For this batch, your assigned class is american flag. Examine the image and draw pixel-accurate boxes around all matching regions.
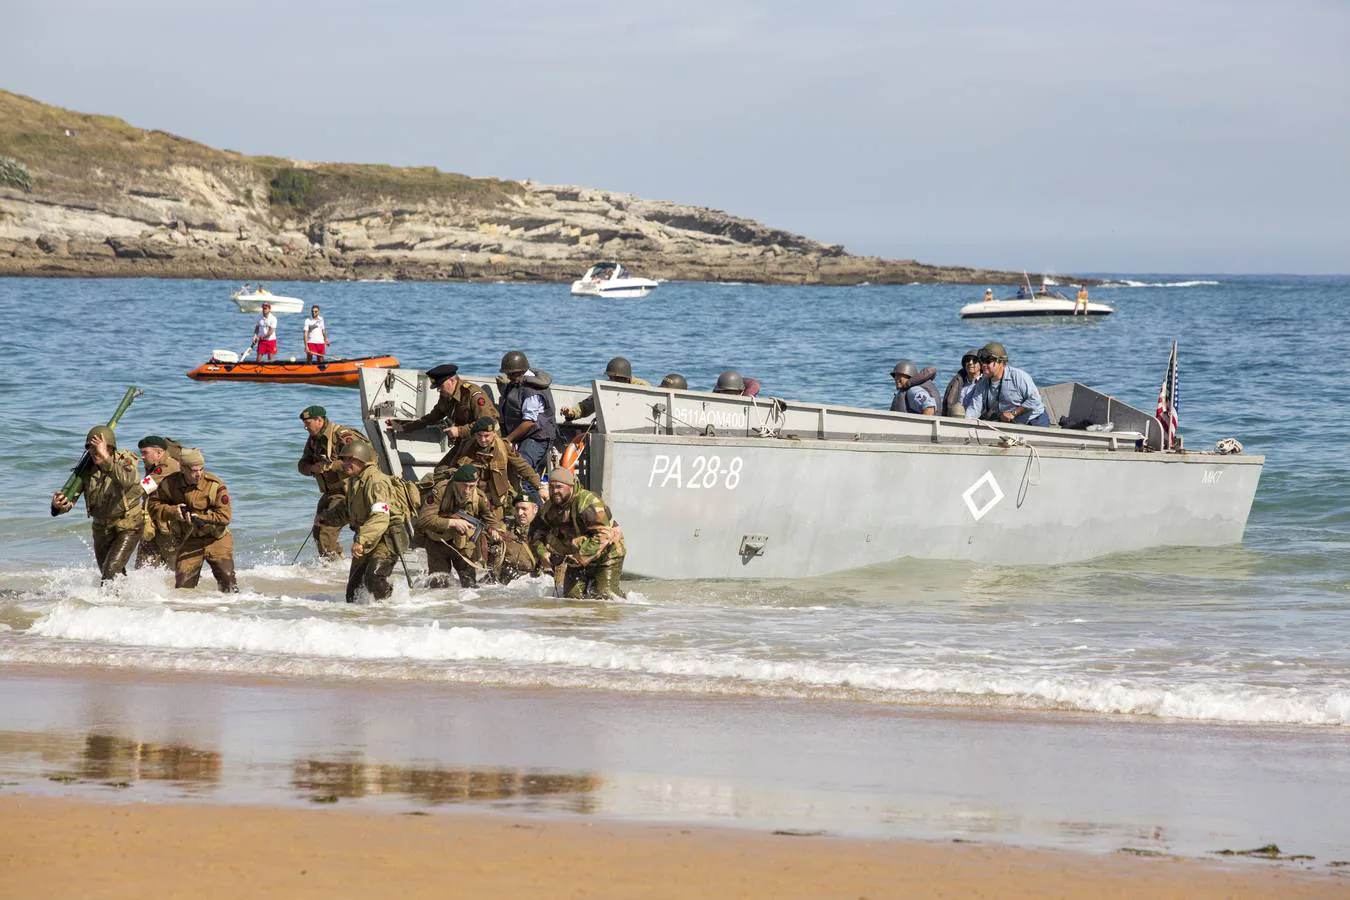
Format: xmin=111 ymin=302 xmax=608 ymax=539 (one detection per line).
xmin=1155 ymin=340 xmax=1180 ymax=450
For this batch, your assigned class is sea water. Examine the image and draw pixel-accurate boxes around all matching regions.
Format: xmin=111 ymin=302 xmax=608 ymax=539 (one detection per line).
xmin=0 ymin=275 xmax=1348 ymax=728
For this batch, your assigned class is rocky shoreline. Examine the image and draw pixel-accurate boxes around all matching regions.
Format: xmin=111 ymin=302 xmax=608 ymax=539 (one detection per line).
xmin=0 ymin=91 xmax=1073 ymax=286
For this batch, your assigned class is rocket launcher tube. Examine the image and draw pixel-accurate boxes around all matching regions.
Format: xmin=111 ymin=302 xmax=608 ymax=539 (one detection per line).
xmin=58 ymin=386 xmax=143 ymax=505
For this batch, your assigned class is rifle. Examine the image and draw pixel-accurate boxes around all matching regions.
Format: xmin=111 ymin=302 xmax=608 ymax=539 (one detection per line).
xmin=58 ymin=387 xmax=143 ymax=504
xmin=452 ymin=511 xmax=492 ymax=563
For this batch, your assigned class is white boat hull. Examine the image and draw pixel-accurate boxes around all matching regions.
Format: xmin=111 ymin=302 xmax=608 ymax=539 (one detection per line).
xmin=570 ymin=278 xmax=659 ymax=299
xmin=960 ymin=297 xmax=1113 ymax=319
xmin=232 ymin=294 xmax=305 ymax=314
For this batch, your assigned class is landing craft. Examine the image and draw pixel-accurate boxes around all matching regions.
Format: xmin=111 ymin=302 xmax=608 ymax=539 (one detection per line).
xmin=359 ymin=370 xmax=1261 ymax=579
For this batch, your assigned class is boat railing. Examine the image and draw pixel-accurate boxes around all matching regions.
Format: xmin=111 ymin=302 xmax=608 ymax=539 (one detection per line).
xmin=593 ymin=382 xmax=1147 ymax=453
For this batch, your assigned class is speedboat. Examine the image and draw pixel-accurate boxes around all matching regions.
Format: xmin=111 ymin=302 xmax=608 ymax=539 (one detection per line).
xmin=960 ymin=276 xmax=1113 ymax=319
xmin=570 ymin=262 xmax=659 ymax=299
xmin=187 ymin=350 xmax=399 ymax=388
xmin=231 ymin=285 xmax=305 ymax=314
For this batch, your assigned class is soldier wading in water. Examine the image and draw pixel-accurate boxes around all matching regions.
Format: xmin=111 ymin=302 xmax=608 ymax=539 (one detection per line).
xmin=147 ymin=447 xmax=238 ymax=592
xmin=49 ymin=425 xmax=144 ymax=583
xmin=538 ymin=467 xmax=625 ymax=599
xmin=296 ymin=404 xmax=369 ymax=559
xmin=330 ymin=441 xmax=411 ymax=603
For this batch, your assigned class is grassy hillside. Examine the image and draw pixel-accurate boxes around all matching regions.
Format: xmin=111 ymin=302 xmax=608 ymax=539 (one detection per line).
xmin=0 ymin=90 xmax=523 ymax=211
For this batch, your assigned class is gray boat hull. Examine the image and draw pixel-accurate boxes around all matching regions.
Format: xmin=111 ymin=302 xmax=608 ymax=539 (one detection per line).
xmin=595 ymin=432 xmax=1261 ymax=578
xmin=358 ymin=369 xmax=1263 ymax=580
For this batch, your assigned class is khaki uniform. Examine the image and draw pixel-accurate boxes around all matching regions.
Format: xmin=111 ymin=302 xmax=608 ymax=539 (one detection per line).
xmin=416 ymin=479 xmax=503 ymax=588
xmin=135 ymin=454 xmax=181 ymax=570
xmin=298 ymin=421 xmax=369 ymax=559
xmin=51 ymin=448 xmax=145 ymax=583
xmin=343 ymin=465 xmax=409 ymax=602
xmin=573 ymin=376 xmax=650 ymax=420
xmin=397 ymin=381 xmax=498 ymax=435
xmin=148 ymin=470 xmax=237 ymax=592
xmin=495 ymin=515 xmax=552 ymax=586
xmin=453 ymin=434 xmax=542 ymax=513
xmin=539 ymin=487 xmax=625 ymax=599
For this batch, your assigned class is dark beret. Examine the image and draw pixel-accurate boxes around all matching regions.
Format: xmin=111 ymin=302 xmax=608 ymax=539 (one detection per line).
xmin=426 ymin=364 xmax=459 ymax=384
xmin=137 ymin=435 xmax=168 ymax=449
xmin=299 ymin=405 xmax=327 ymax=420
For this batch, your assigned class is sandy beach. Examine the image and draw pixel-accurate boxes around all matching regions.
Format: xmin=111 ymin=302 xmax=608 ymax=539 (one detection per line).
xmin=2 ymin=794 xmax=1344 ymax=900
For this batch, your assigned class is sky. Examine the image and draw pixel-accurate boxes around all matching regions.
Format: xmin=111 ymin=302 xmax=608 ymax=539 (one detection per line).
xmin=6 ymin=0 xmax=1349 ymax=273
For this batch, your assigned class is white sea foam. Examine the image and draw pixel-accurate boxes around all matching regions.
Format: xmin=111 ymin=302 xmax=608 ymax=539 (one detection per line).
xmin=21 ymin=602 xmax=1350 ymax=727
xmin=1098 ymin=279 xmax=1220 ymax=288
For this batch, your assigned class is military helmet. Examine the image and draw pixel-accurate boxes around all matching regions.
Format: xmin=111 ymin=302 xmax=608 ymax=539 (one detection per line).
xmin=713 ymin=370 xmax=745 ymax=394
xmin=890 ymin=360 xmax=919 ymax=380
xmin=338 ymin=441 xmax=376 ymax=464
xmin=500 ymin=350 xmax=529 ymax=374
xmin=659 ymin=373 xmax=688 ymax=390
xmin=979 ymin=341 xmax=1009 ymax=362
xmin=86 ymin=425 xmax=116 ymax=449
xmin=605 ymin=357 xmax=633 ymax=380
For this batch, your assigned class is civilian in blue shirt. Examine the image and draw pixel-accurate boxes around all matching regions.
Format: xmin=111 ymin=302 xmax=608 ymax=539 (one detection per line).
xmin=964 ymin=342 xmax=1050 ymax=426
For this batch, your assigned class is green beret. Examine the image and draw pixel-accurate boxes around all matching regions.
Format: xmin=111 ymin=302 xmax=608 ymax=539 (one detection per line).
xmin=138 ymin=435 xmax=168 ymax=450
xmin=299 ymin=405 xmax=327 ymax=421
xmin=471 ymin=416 xmax=496 ymax=433
xmin=450 ymin=464 xmax=479 ymax=483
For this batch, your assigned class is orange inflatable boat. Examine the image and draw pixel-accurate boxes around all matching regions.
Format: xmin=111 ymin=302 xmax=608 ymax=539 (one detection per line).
xmin=186 ymin=354 xmax=400 ymax=388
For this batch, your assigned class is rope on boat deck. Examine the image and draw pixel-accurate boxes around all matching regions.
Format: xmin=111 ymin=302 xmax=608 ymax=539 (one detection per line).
xmin=975 ymin=420 xmax=1043 ymax=508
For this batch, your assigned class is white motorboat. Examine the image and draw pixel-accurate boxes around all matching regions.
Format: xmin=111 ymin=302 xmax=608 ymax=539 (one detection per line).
xmin=570 ymin=262 xmax=660 ymax=299
xmin=960 ymin=276 xmax=1113 ymax=319
xmin=231 ymin=285 xmax=305 ymax=314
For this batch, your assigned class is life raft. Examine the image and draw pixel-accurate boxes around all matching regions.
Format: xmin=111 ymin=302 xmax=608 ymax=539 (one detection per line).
xmin=186 ymin=354 xmax=400 ymax=388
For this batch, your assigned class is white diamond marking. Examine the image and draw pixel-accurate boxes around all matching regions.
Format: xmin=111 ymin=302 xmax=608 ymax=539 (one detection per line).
xmin=962 ymin=471 xmax=1005 ymax=521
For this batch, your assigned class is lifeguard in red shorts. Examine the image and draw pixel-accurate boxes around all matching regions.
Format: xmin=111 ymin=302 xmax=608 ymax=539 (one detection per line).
xmin=251 ymin=301 xmax=278 ymax=361
xmin=303 ymin=304 xmax=328 ymax=362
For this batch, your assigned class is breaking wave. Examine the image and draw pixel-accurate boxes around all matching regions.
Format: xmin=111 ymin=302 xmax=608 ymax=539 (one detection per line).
xmin=17 ymin=602 xmax=1350 ymax=728
xmin=1098 ymin=279 xmax=1220 ymax=288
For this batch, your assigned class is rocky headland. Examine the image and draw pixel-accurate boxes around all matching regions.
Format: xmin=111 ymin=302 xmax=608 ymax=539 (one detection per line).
xmin=0 ymin=91 xmax=1058 ymax=285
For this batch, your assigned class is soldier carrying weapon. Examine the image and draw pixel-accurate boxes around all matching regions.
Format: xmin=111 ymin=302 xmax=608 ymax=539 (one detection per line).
xmin=49 ymin=387 xmax=144 ymax=583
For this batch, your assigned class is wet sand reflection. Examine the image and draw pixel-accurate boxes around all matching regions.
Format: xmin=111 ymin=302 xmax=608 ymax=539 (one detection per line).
xmin=0 ymin=730 xmax=222 ymax=791
xmin=291 ymin=756 xmax=601 ymax=812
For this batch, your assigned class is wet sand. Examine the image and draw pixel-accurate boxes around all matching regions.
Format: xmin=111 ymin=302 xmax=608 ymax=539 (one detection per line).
xmin=1 ymin=664 xmax=1348 ymax=885
xmin=3 ymin=795 xmax=1344 ymax=900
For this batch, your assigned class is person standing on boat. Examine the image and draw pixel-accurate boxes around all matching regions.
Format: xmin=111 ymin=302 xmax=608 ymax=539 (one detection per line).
xmin=984 ymin=287 xmax=994 ymax=303
xmin=303 ymin=305 xmax=328 ymax=362
xmin=134 ymin=435 xmax=181 ymax=570
xmin=251 ymin=301 xmax=278 ymax=362
xmin=147 ymin=448 xmax=237 ymax=592
xmin=942 ymin=349 xmax=982 ymax=417
xmin=889 ymin=361 xmax=938 ymax=415
xmin=386 ymin=364 xmax=499 ymax=455
xmin=561 ymin=357 xmax=649 ymax=421
xmin=964 ymin=342 xmax=1050 ymax=427
xmin=297 ymin=405 xmax=369 ymax=560
xmin=499 ymin=351 xmax=559 ymax=484
xmin=49 ymin=426 xmax=144 ymax=583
